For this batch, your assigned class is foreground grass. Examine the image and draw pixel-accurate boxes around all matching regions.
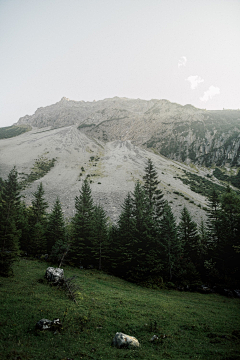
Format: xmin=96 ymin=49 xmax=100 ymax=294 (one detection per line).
xmin=0 ymin=260 xmax=240 ymax=360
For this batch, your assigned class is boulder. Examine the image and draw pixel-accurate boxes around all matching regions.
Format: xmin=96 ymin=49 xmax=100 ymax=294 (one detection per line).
xmin=36 ymin=318 xmax=62 ymax=331
xmin=150 ymin=335 xmax=159 ymax=342
xmin=112 ymin=332 xmax=140 ymax=348
xmin=36 ymin=318 xmax=52 ymax=330
xmin=45 ymin=267 xmax=64 ymax=284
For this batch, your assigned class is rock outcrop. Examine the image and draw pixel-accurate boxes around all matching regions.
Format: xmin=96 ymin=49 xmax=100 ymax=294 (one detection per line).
xmin=112 ymin=332 xmax=140 ymax=348
xmin=45 ymin=267 xmax=64 ymax=284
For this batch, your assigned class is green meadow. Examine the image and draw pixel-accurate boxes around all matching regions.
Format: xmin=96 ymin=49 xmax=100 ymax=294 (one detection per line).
xmin=0 ymin=259 xmax=239 ymax=360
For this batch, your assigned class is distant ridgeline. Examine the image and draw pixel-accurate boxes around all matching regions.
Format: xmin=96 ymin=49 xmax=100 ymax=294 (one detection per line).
xmin=13 ymin=97 xmax=240 ymax=168
xmin=0 ymin=125 xmax=31 ymax=139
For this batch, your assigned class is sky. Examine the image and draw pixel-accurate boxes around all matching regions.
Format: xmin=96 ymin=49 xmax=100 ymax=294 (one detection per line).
xmin=0 ymin=0 xmax=240 ymax=127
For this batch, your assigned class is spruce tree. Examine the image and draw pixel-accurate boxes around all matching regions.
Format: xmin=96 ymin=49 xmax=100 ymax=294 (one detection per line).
xmin=0 ymin=167 xmax=21 ymax=276
xmin=207 ymin=189 xmax=221 ymax=246
xmin=143 ymin=158 xmax=165 ymax=219
xmin=113 ymin=193 xmax=135 ymax=277
xmin=178 ymin=206 xmax=201 ymax=284
xmin=128 ymin=181 xmax=158 ymax=281
xmin=46 ymin=197 xmax=66 ymax=255
xmin=91 ymin=204 xmax=109 ymax=270
xmin=159 ymin=202 xmax=179 ymax=281
xmin=215 ymin=187 xmax=240 ymax=284
xmin=70 ymin=178 xmax=94 ymax=267
xmin=18 ymin=202 xmax=31 ymax=254
xmin=29 ymin=182 xmax=48 ymax=255
xmin=178 ymin=206 xmax=199 ymax=261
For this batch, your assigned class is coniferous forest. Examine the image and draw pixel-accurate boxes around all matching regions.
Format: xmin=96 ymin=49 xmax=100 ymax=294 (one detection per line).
xmin=1 ymin=160 xmax=240 ymax=291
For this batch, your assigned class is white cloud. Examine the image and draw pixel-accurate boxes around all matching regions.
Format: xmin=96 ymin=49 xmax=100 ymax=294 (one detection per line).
xmin=186 ymin=75 xmax=204 ymax=89
xmin=178 ymin=56 xmax=187 ymax=67
xmin=200 ymin=86 xmax=220 ymax=102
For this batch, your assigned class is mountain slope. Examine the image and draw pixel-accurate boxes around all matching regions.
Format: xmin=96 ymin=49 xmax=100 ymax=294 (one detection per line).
xmin=16 ymin=97 xmax=240 ymax=167
xmin=0 ymin=124 xmax=212 ymax=222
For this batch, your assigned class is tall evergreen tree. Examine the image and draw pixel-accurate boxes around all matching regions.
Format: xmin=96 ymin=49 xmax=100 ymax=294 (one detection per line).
xmin=215 ymin=187 xmax=240 ymax=284
xmin=207 ymin=189 xmax=221 ymax=246
xmin=128 ymin=181 xmax=159 ymax=281
xmin=0 ymin=167 xmax=21 ymax=276
xmin=178 ymin=206 xmax=201 ymax=284
xmin=70 ymin=178 xmax=94 ymax=267
xmin=29 ymin=182 xmax=48 ymax=255
xmin=159 ymin=202 xmax=179 ymax=281
xmin=18 ymin=202 xmax=31 ymax=254
xmin=178 ymin=206 xmax=199 ymax=261
xmin=108 ymin=193 xmax=135 ymax=277
xmin=91 ymin=204 xmax=109 ymax=270
xmin=46 ymin=197 xmax=66 ymax=255
xmin=143 ymin=158 xmax=165 ymax=219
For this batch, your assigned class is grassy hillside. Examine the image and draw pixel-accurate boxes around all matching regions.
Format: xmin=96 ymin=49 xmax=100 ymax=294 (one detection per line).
xmin=0 ymin=259 xmax=240 ymax=360
xmin=0 ymin=125 xmax=31 ymax=139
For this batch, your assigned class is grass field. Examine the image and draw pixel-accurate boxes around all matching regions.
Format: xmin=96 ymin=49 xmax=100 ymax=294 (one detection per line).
xmin=0 ymin=259 xmax=240 ymax=360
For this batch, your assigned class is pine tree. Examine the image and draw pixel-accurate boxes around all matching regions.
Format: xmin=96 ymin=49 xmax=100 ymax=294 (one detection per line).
xmin=29 ymin=182 xmax=48 ymax=255
xmin=31 ymin=182 xmax=48 ymax=224
xmin=207 ymin=189 xmax=221 ymax=246
xmin=113 ymin=193 xmax=135 ymax=277
xmin=0 ymin=167 xmax=21 ymax=276
xmin=18 ymin=202 xmax=31 ymax=254
xmin=91 ymin=204 xmax=109 ymax=270
xmin=178 ymin=206 xmax=199 ymax=261
xmin=177 ymin=206 xmax=201 ymax=284
xmin=70 ymin=178 xmax=94 ymax=267
xmin=143 ymin=158 xmax=165 ymax=219
xmin=215 ymin=187 xmax=240 ymax=284
xmin=128 ymin=181 xmax=158 ymax=281
xmin=159 ymin=202 xmax=179 ymax=281
xmin=46 ymin=197 xmax=66 ymax=255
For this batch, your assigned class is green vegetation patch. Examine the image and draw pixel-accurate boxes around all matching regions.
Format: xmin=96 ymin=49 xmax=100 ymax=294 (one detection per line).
xmin=78 ymin=123 xmax=96 ymax=129
xmin=213 ymin=168 xmax=240 ymax=189
xmin=20 ymin=156 xmax=56 ymax=188
xmin=0 ymin=125 xmax=31 ymax=139
xmin=0 ymin=259 xmax=240 ymax=360
xmin=177 ymin=171 xmax=228 ymax=197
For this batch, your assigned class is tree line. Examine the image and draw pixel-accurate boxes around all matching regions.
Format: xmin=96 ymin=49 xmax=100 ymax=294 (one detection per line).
xmin=1 ymin=160 xmax=240 ymax=289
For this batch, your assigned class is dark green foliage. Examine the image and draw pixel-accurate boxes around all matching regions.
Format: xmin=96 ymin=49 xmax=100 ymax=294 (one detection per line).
xmin=18 ymin=202 xmax=32 ymax=253
xmin=213 ymin=167 xmax=240 ymax=190
xmin=179 ymin=170 xmax=228 ymax=197
xmin=46 ymin=198 xmax=67 ymax=260
xmin=111 ymin=193 xmax=135 ymax=277
xmin=91 ymin=204 xmax=109 ymax=270
xmin=178 ymin=206 xmax=199 ymax=260
xmin=70 ymin=178 xmax=94 ymax=267
xmin=143 ymin=158 xmax=165 ymax=218
xmin=159 ymin=203 xmax=180 ymax=281
xmin=206 ymin=187 xmax=240 ymax=286
xmin=0 ymin=124 xmax=31 ymax=139
xmin=178 ymin=206 xmax=201 ymax=284
xmin=0 ymin=167 xmax=21 ymax=276
xmin=28 ymin=183 xmax=48 ymax=255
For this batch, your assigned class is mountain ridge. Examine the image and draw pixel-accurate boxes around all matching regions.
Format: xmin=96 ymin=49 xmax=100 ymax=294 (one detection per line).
xmin=16 ymin=97 xmax=240 ymax=167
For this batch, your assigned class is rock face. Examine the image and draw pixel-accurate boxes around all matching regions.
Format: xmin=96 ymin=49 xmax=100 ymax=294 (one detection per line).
xmin=45 ymin=267 xmax=64 ymax=284
xmin=112 ymin=332 xmax=140 ymax=348
xmin=16 ymin=97 xmax=240 ymax=167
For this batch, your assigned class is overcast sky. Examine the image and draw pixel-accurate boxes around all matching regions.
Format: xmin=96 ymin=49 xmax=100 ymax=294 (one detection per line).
xmin=1 ymin=0 xmax=240 ymax=127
